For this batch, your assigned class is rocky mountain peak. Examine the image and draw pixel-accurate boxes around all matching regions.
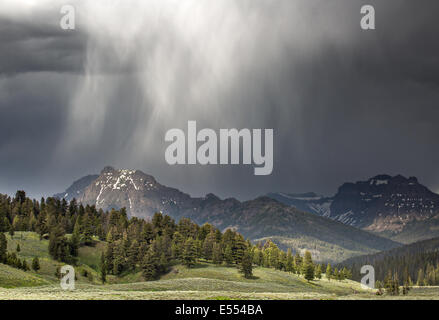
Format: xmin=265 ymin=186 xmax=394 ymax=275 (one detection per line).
xmin=268 ymin=174 xmax=439 ymax=242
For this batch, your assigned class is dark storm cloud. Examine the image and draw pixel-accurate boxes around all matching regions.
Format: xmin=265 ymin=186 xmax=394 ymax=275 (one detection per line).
xmin=0 ymin=0 xmax=439 ymax=200
xmin=0 ymin=6 xmax=86 ymax=75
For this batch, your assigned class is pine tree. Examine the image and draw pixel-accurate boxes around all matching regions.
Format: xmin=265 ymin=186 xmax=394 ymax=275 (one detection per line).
xmin=268 ymin=245 xmax=279 ymax=269
xmin=286 ymin=248 xmax=294 ymax=272
xmin=127 ymin=240 xmax=139 ymax=270
xmin=105 ymin=242 xmax=114 ymax=274
xmin=417 ymin=268 xmax=425 ymax=286
xmin=182 ymin=238 xmax=197 ymax=268
xmin=239 ymin=250 xmax=253 ymax=279
xmin=9 ymin=225 xmax=14 ymax=238
xmin=202 ymin=231 xmax=216 ymax=261
xmin=22 ymin=260 xmax=29 ymax=271
xmin=233 ymin=234 xmax=246 ymax=265
xmin=142 ymin=247 xmax=157 ymax=280
xmin=70 ymin=222 xmax=81 ymax=256
xmin=16 ymin=243 xmax=21 ymax=252
xmin=0 ymin=233 xmax=7 ymax=263
xmin=294 ymin=252 xmax=302 ymax=274
xmin=384 ymin=271 xmax=395 ymax=295
xmin=212 ymin=242 xmax=223 ymax=265
xmin=332 ymin=268 xmax=340 ymax=280
xmin=315 ymin=264 xmax=322 ymax=279
xmin=224 ymin=245 xmax=234 ymax=265
xmin=82 ymin=213 xmax=94 ymax=245
xmin=302 ymin=250 xmax=315 ymax=282
xmin=159 ymin=253 xmax=168 ymax=273
xmin=100 ymin=252 xmax=107 ymax=284
xmin=393 ymin=272 xmax=400 ymax=295
xmin=326 ymin=264 xmax=332 ymax=281
xmin=171 ymin=231 xmax=184 ymax=260
xmin=375 ymin=280 xmax=384 ymax=295
xmin=113 ymin=240 xmax=127 ymax=275
xmin=55 ymin=266 xmax=61 ymax=279
xmin=31 ymin=257 xmax=40 ymax=272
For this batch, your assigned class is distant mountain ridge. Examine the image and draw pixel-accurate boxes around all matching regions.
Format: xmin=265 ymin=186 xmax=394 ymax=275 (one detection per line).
xmin=268 ymin=174 xmax=439 ymax=243
xmin=53 ymin=174 xmax=99 ymax=202
xmin=54 ymin=166 xmax=399 ymax=262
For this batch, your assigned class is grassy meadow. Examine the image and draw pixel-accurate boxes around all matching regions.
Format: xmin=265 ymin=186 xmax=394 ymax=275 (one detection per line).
xmin=1 ymin=232 xmax=438 ymax=300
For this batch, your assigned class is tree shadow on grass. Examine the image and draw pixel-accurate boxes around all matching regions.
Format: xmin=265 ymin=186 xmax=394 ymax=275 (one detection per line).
xmin=245 ymin=275 xmax=260 ymax=280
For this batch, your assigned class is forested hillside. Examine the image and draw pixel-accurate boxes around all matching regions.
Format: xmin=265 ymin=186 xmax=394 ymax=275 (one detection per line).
xmin=340 ymin=237 xmax=439 ymax=287
xmin=0 ymin=191 xmax=345 ymax=283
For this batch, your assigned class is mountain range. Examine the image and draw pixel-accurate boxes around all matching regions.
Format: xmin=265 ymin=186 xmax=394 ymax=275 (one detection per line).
xmin=54 ymin=166 xmax=399 ymax=263
xmin=268 ymin=174 xmax=439 ymax=243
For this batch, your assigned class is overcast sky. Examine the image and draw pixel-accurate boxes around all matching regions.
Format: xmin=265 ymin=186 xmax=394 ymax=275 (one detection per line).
xmin=1 ymin=0 xmax=439 ymax=200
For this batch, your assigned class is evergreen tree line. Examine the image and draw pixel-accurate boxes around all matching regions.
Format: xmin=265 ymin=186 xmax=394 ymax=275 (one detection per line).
xmin=375 ymin=270 xmax=412 ymax=296
xmin=340 ymin=236 xmax=439 ymax=287
xmin=0 ymin=191 xmax=354 ymax=283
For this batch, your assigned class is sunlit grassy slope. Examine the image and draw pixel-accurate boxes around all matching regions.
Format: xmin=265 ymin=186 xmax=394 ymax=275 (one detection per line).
xmin=0 ymin=232 xmax=438 ymax=300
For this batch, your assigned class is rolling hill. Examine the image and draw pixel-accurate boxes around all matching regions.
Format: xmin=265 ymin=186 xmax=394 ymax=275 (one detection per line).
xmin=2 ymin=232 xmax=439 ymax=300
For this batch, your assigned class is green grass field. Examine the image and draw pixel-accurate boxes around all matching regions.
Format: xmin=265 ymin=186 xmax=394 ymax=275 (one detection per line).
xmin=1 ymin=232 xmax=439 ymax=300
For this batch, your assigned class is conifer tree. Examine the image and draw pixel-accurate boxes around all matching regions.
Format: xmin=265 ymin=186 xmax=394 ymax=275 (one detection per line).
xmin=9 ymin=225 xmax=14 ymax=238
xmin=224 ymin=245 xmax=234 ymax=265
xmin=16 ymin=243 xmax=20 ymax=252
xmin=113 ymin=241 xmax=127 ymax=275
xmin=233 ymin=234 xmax=247 ymax=265
xmin=182 ymin=238 xmax=197 ymax=268
xmin=417 ymin=268 xmax=424 ymax=286
xmin=252 ymin=248 xmax=262 ymax=266
xmin=142 ymin=247 xmax=157 ymax=281
xmin=159 ymin=253 xmax=168 ymax=273
xmin=212 ymin=242 xmax=223 ymax=265
xmin=31 ymin=257 xmax=40 ymax=272
xmin=375 ymin=280 xmax=384 ymax=295
xmin=326 ymin=263 xmax=332 ymax=281
xmin=384 ymin=271 xmax=396 ymax=294
xmin=127 ymin=240 xmax=139 ymax=270
xmin=22 ymin=259 xmax=29 ymax=271
xmin=302 ymin=250 xmax=315 ymax=282
xmin=171 ymin=231 xmax=184 ymax=260
xmin=104 ymin=242 xmax=115 ymax=274
xmin=286 ymin=248 xmax=294 ymax=272
xmin=100 ymin=252 xmax=107 ymax=284
xmin=278 ymin=251 xmax=287 ymax=270
xmin=202 ymin=231 xmax=216 ymax=261
xmin=315 ymin=264 xmax=322 ymax=279
xmin=0 ymin=233 xmax=7 ymax=263
xmin=268 ymin=244 xmax=279 ymax=269
xmin=82 ymin=213 xmax=94 ymax=245
xmin=239 ymin=249 xmax=253 ymax=279
xmin=294 ymin=252 xmax=302 ymax=274
xmin=335 ymin=269 xmax=341 ymax=280
xmin=70 ymin=222 xmax=81 ymax=256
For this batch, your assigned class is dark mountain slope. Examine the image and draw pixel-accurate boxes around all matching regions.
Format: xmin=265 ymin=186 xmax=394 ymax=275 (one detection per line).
xmin=340 ymin=236 xmax=439 ymax=285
